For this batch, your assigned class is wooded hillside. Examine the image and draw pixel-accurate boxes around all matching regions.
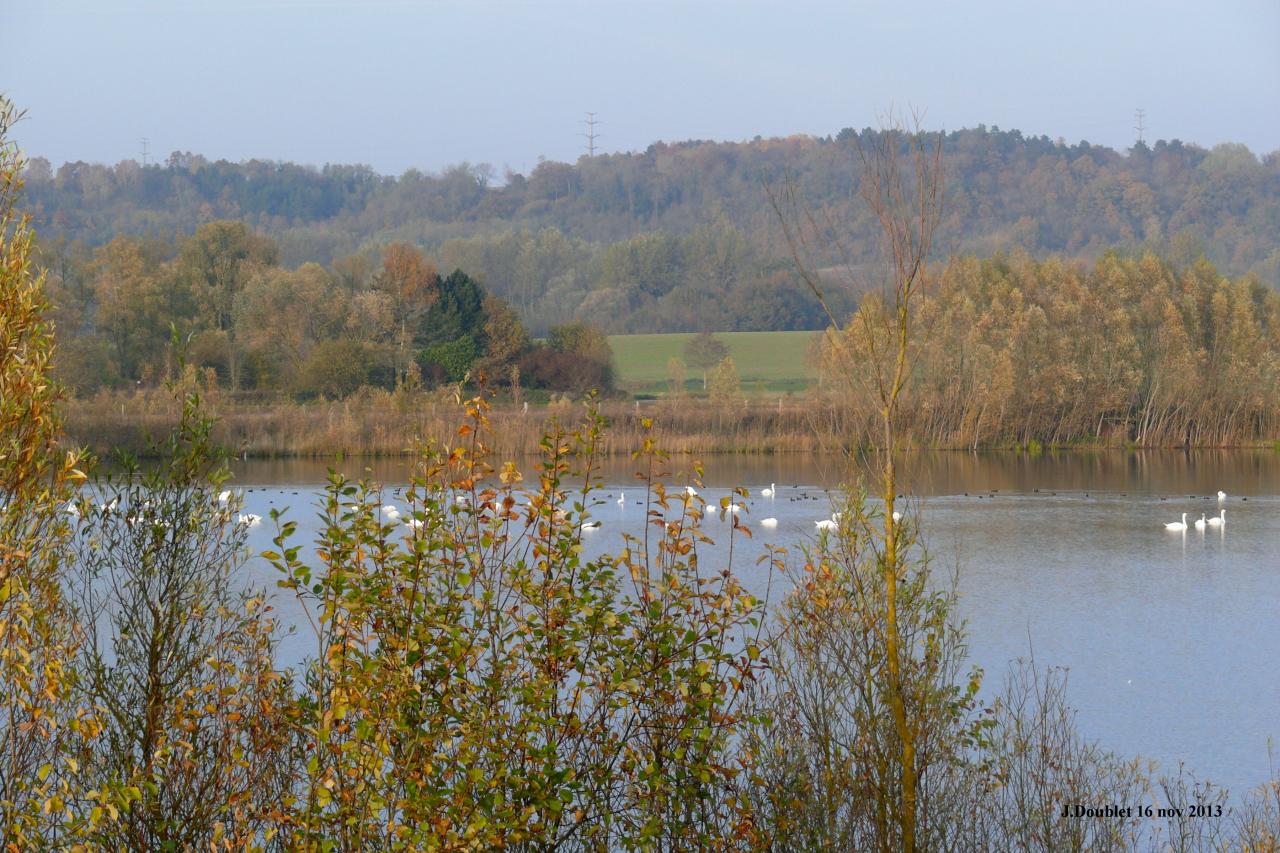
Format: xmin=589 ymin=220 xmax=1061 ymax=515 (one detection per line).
xmin=24 ymin=127 xmax=1280 ymax=335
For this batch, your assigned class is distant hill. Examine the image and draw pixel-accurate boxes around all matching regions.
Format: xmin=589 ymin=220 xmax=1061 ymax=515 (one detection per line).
xmin=22 ymin=127 xmax=1280 ymax=334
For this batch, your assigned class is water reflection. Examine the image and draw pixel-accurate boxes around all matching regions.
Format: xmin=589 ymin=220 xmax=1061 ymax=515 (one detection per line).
xmin=227 ymin=448 xmax=1280 ymax=499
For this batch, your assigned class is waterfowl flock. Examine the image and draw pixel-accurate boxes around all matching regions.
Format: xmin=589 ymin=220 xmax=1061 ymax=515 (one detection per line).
xmin=217 ymin=481 xmax=1243 ymax=544
xmin=1166 ymin=491 xmax=1228 ymax=533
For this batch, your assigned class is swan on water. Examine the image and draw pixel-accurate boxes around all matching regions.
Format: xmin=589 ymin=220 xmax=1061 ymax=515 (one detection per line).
xmin=1194 ymin=514 xmax=1207 ymax=531
xmin=583 ymin=520 xmax=601 ymax=531
xmin=685 ymin=486 xmax=698 ymax=497
xmin=1207 ymin=509 xmax=1225 ymax=527
xmin=760 ymin=517 xmax=778 ymax=528
xmin=218 ymin=490 xmax=232 ymax=504
xmin=1218 ymin=490 xmax=1227 ymax=501
xmin=815 ymin=518 xmax=838 ymax=531
xmin=617 ymin=492 xmax=625 ymax=506
xmin=761 ymin=483 xmax=775 ymax=498
xmin=892 ymin=510 xmax=902 ymax=522
xmin=1164 ymin=513 xmax=1187 ymax=531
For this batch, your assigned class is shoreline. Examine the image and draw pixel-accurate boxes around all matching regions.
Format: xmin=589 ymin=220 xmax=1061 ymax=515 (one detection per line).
xmin=64 ymin=392 xmax=1280 ymax=459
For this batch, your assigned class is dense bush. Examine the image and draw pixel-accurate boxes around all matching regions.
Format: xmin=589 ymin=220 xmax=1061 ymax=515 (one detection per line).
xmin=519 ymin=346 xmax=612 ymax=394
xmin=417 ymin=334 xmax=479 ymax=383
xmin=297 ymin=338 xmax=377 ymax=397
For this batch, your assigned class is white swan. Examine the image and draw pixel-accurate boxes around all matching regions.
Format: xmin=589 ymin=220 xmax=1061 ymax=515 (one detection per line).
xmin=583 ymin=520 xmax=601 ymax=531
xmin=1207 ymin=509 xmax=1225 ymax=528
xmin=815 ymin=518 xmax=838 ymax=531
xmin=1194 ymin=513 xmax=1207 ymax=531
xmin=726 ymin=502 xmax=742 ymax=514
xmin=404 ymin=517 xmax=424 ymax=530
xmin=1218 ymin=490 xmax=1227 ymax=501
xmin=1164 ymin=513 xmax=1187 ymax=531
xmin=238 ymin=513 xmax=262 ymax=528
xmin=761 ymin=483 xmax=775 ymax=498
xmin=892 ymin=510 xmax=902 ymax=522
xmin=382 ymin=504 xmax=401 ymax=520
xmin=218 ymin=489 xmax=232 ymax=504
xmin=760 ymin=517 xmax=778 ymax=528
xmin=617 ymin=492 xmax=625 ymax=506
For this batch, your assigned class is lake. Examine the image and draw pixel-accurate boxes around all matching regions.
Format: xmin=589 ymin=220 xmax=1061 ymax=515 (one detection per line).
xmin=226 ymin=449 xmax=1280 ymax=800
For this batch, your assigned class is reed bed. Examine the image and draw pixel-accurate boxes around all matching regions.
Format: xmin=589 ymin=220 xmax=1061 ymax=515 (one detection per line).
xmin=63 ymin=388 xmax=826 ymax=458
xmin=65 ymin=385 xmax=1280 ymax=459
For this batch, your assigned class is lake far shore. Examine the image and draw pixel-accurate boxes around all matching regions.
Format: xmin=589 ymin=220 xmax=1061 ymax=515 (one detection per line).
xmin=64 ymin=389 xmax=1280 ymax=459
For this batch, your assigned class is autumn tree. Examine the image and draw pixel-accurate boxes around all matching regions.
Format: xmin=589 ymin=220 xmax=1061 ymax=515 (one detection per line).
xmin=477 ymin=293 xmax=527 ymax=379
xmin=707 ymin=356 xmax=741 ymax=404
xmin=683 ymin=331 xmax=729 ymax=390
xmin=372 ymin=242 xmax=437 ymax=378
xmin=236 ymin=262 xmax=347 ymax=391
xmin=665 ymin=356 xmax=686 ymax=397
xmin=0 ymin=94 xmax=93 ymax=847
xmin=177 ymin=221 xmax=277 ymax=392
xmin=85 ymin=237 xmax=175 ymax=383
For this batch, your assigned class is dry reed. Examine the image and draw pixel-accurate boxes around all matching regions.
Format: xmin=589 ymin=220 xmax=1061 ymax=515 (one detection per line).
xmin=64 ymin=384 xmax=1280 ymax=460
xmin=63 ymin=388 xmax=824 ymax=458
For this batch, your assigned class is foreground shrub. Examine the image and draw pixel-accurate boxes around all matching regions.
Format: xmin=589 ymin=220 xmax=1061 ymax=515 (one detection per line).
xmin=744 ymin=492 xmax=983 ymax=851
xmin=266 ymin=398 xmax=767 ymax=849
xmin=0 ymin=94 xmax=95 ymax=846
xmin=69 ymin=391 xmax=294 ymax=849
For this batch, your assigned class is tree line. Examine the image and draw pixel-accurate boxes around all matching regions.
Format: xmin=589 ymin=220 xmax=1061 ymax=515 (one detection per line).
xmin=42 ymin=221 xmax=614 ymax=397
xmin=44 ymin=207 xmax=1280 ymax=450
xmin=22 ymin=126 xmax=1280 ymax=294
xmin=816 ymin=251 xmax=1280 ymax=447
xmin=41 ymin=219 xmax=829 ymax=339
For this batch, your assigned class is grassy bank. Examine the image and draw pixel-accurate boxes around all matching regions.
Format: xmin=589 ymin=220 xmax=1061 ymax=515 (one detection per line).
xmin=608 ymin=330 xmax=819 ymax=396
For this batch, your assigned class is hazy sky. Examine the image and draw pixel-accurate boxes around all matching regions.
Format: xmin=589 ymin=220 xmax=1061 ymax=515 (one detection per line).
xmin=3 ymin=0 xmax=1278 ymax=175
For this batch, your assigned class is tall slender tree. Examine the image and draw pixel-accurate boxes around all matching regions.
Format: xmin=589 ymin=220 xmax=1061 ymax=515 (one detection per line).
xmin=770 ymin=110 xmax=946 ymax=852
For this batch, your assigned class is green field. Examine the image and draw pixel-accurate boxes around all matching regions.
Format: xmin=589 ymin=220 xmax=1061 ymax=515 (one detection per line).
xmin=608 ymin=331 xmax=819 ymax=397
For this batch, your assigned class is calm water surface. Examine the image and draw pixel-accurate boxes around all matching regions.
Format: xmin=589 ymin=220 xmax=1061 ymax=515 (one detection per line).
xmin=228 ymin=450 xmax=1280 ymax=798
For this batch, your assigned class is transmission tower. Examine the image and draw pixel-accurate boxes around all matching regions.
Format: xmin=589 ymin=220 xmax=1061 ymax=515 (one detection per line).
xmin=140 ymin=137 xmax=150 ymax=166
xmin=581 ymin=112 xmax=602 ymax=157
xmin=1134 ymin=109 xmax=1146 ymax=146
